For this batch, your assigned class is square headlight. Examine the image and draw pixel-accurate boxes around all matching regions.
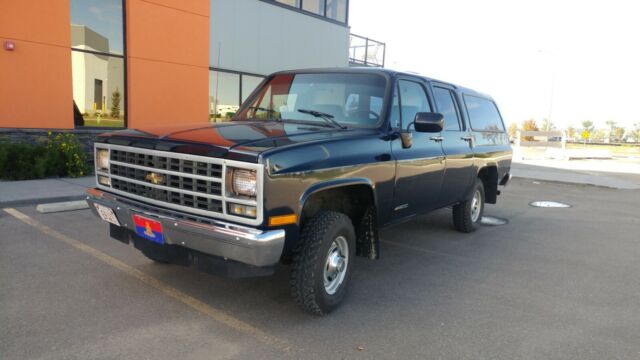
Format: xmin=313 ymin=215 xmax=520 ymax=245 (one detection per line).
xmin=229 ymin=168 xmax=256 ymax=197
xmin=96 ymin=149 xmax=110 ymax=171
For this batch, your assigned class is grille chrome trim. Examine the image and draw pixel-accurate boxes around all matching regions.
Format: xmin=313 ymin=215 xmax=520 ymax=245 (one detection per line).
xmin=110 ymin=160 xmax=223 ymax=183
xmin=109 ymin=174 xmax=224 ymax=201
xmin=94 ymin=143 xmax=264 ymax=226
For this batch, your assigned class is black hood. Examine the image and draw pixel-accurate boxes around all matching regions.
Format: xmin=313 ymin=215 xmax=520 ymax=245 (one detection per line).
xmin=98 ymin=121 xmax=380 ymax=162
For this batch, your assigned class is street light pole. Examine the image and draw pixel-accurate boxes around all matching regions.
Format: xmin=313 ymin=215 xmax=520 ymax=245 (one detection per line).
xmin=538 ymin=49 xmax=556 ymax=131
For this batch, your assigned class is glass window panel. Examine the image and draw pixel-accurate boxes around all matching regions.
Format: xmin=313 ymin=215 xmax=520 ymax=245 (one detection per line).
xmin=241 ymin=75 xmax=265 ymax=102
xmin=276 ymin=0 xmax=301 ymax=8
xmin=237 ymin=73 xmax=386 ymax=127
xmin=70 ymin=0 xmax=124 ymax=55
xmin=209 ymin=71 xmax=240 ymax=122
xmin=464 ymin=95 xmax=505 ymax=131
xmin=326 ymin=0 xmax=347 ymax=22
xmin=398 ymin=80 xmax=431 ymax=127
xmin=433 ymin=87 xmax=461 ymax=131
xmin=72 ymin=54 xmax=125 ymax=127
xmin=390 ymin=86 xmax=401 ymax=128
xmin=303 ymin=0 xmax=325 ymax=15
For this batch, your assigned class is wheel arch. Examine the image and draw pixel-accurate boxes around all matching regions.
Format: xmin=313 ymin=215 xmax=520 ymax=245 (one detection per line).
xmin=476 ymin=164 xmax=499 ymax=204
xmin=298 ymin=178 xmax=380 ymax=259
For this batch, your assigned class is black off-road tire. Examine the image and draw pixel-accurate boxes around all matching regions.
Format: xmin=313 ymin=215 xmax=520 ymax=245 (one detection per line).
xmin=290 ymin=211 xmax=356 ymax=316
xmin=452 ymin=179 xmax=485 ymax=233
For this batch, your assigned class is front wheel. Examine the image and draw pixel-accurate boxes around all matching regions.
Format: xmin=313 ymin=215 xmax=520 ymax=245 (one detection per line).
xmin=290 ymin=211 xmax=356 ymax=315
xmin=452 ymin=179 xmax=485 ymax=233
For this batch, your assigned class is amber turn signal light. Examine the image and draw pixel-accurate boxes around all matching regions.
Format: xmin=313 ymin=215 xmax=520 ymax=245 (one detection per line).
xmin=268 ymin=214 xmax=297 ymax=227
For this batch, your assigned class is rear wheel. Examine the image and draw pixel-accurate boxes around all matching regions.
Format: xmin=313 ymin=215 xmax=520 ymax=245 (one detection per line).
xmin=290 ymin=211 xmax=355 ymax=315
xmin=452 ymin=179 xmax=485 ymax=233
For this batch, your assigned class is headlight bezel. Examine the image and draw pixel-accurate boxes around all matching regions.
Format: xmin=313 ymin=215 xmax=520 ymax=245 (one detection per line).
xmin=228 ymin=168 xmax=257 ymax=198
xmin=96 ymin=148 xmax=110 ymax=172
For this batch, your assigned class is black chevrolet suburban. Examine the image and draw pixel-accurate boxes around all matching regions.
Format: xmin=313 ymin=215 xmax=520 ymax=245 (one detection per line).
xmin=87 ymin=68 xmax=512 ymax=315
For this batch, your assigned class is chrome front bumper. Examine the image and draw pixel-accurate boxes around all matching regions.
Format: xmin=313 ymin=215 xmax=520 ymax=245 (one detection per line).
xmin=86 ymin=188 xmax=285 ymax=267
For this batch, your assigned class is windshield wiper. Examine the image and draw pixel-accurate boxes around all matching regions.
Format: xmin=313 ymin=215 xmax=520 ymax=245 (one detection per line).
xmin=297 ymin=109 xmax=347 ymax=130
xmin=246 ymin=106 xmax=281 ymax=121
xmin=247 ymin=106 xmax=277 ymax=114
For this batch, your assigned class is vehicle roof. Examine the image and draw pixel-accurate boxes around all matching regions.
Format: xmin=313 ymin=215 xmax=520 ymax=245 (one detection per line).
xmin=271 ymin=67 xmax=494 ymax=100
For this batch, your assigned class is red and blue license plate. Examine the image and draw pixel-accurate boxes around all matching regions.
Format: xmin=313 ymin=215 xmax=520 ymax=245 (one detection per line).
xmin=132 ymin=215 xmax=164 ymax=244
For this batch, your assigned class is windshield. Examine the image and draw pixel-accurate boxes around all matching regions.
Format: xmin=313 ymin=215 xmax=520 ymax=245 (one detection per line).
xmin=235 ymin=73 xmax=387 ymax=128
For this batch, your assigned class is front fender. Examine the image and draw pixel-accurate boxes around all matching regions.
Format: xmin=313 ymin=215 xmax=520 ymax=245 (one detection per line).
xmin=297 ymin=177 xmax=377 ymax=226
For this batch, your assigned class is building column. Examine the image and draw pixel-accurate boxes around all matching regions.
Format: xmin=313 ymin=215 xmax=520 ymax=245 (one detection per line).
xmin=125 ymin=0 xmax=210 ymax=129
xmin=0 ymin=1 xmax=73 ymax=129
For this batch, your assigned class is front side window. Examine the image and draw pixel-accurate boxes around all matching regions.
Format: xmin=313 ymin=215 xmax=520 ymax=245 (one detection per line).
xmin=433 ymin=87 xmax=462 ymax=131
xmin=236 ymin=73 xmax=387 ymax=128
xmin=464 ymin=95 xmax=505 ymax=132
xmin=393 ymin=80 xmax=432 ymax=129
xmin=70 ymin=0 xmax=125 ymax=128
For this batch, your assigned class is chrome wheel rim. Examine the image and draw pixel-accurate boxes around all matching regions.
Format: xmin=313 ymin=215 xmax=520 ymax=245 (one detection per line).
xmin=471 ymin=190 xmax=482 ymax=222
xmin=323 ymin=235 xmax=349 ymax=295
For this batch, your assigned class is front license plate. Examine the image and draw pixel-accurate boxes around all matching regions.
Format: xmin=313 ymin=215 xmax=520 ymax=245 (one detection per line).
xmin=94 ymin=203 xmax=120 ymax=226
xmin=132 ymin=215 xmax=164 ymax=244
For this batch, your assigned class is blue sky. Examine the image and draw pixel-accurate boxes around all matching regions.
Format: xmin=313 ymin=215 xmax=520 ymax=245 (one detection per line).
xmin=70 ymin=0 xmax=124 ymax=54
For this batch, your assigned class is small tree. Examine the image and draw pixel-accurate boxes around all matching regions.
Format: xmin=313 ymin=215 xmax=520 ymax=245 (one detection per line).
xmin=521 ymin=119 xmax=539 ymax=141
xmin=566 ymin=126 xmax=576 ymax=140
xmin=605 ymin=120 xmax=617 ymax=142
xmin=631 ymin=123 xmax=640 ymax=143
xmin=613 ymin=127 xmax=625 ymax=142
xmin=581 ymin=120 xmax=594 ymax=133
xmin=541 ymin=118 xmax=554 ymax=131
xmin=592 ymin=128 xmax=607 ymax=142
xmin=110 ymin=88 xmax=121 ymax=118
xmin=507 ymin=122 xmax=518 ymax=139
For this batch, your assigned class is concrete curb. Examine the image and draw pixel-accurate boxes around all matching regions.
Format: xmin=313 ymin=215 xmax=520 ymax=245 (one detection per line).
xmin=36 ymin=200 xmax=89 ymax=214
xmin=0 ymin=195 xmax=88 ymax=209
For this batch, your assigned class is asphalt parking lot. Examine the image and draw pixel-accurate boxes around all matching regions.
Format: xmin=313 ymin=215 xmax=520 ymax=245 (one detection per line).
xmin=2 ymin=178 xmax=639 ymax=359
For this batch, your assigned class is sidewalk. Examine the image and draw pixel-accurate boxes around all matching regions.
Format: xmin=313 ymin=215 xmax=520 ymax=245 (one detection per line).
xmin=0 ymin=176 xmax=94 ymax=207
xmin=511 ymin=161 xmax=640 ymax=190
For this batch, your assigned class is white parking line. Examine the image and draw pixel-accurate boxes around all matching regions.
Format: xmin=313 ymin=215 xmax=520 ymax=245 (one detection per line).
xmin=3 ymin=207 xmax=293 ymax=354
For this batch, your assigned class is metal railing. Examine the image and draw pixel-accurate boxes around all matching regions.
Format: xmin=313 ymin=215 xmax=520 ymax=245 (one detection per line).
xmin=349 ymin=34 xmax=386 ymax=68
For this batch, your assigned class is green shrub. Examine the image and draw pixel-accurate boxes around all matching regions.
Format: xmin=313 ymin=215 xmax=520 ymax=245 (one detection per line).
xmin=0 ymin=133 xmax=90 ymax=180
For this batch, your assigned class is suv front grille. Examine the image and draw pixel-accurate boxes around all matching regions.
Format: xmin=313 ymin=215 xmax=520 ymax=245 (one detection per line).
xmin=94 ymin=144 xmax=263 ymax=226
xmin=110 ymin=150 xmax=223 ymax=178
xmin=110 ymin=163 xmax=222 ymax=196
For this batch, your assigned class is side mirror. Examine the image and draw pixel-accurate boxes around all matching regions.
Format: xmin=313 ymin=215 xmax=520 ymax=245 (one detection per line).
xmin=414 ymin=112 xmax=444 ymax=133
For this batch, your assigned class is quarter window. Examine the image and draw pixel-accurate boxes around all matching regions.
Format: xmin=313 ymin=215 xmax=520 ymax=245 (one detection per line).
xmin=433 ymin=87 xmax=461 ymax=131
xmin=464 ymin=95 xmax=505 ymax=132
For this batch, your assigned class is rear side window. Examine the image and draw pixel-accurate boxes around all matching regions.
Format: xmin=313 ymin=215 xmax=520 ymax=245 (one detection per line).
xmin=464 ymin=95 xmax=505 ymax=132
xmin=433 ymin=87 xmax=461 ymax=131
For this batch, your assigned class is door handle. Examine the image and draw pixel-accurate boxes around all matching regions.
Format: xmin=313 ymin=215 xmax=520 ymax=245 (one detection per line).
xmin=461 ymin=135 xmax=473 ymax=142
xmin=430 ymin=136 xmax=444 ymax=142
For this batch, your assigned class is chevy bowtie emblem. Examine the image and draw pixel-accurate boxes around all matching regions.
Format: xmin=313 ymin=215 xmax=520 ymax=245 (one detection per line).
xmin=146 ymin=172 xmax=165 ymax=185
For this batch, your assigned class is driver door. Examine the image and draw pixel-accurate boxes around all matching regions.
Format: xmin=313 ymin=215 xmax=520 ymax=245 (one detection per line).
xmin=389 ymin=78 xmax=446 ymax=221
